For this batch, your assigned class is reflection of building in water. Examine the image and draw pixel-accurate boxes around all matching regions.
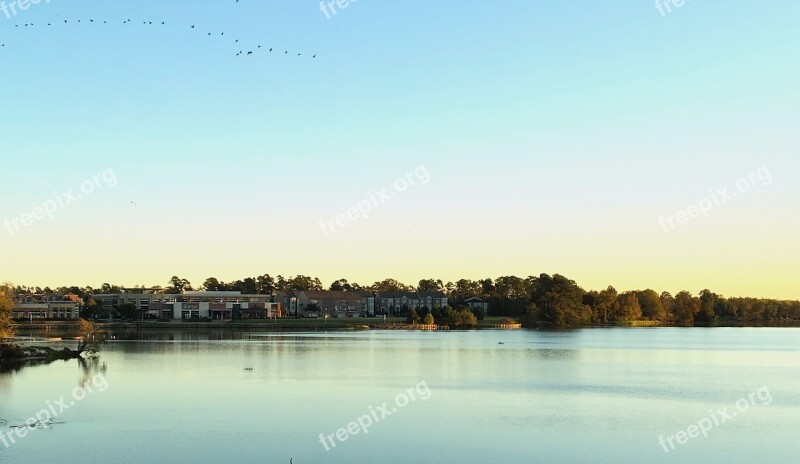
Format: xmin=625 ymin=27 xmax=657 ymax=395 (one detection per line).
xmin=92 ymin=291 xmax=281 ymax=321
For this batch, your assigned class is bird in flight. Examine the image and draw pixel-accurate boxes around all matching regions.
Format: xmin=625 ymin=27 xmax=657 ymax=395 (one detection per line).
xmin=0 ymin=15 xmax=319 ymax=62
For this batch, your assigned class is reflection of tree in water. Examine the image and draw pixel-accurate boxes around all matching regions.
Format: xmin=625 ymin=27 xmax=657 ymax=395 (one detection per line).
xmin=0 ymin=356 xmax=53 ymax=374
xmin=0 ymin=371 xmax=10 ymax=394
xmin=78 ymin=356 xmax=108 ymax=389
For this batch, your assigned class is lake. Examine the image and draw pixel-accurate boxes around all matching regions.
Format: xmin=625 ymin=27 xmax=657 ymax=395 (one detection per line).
xmin=2 ymin=328 xmax=799 ymax=463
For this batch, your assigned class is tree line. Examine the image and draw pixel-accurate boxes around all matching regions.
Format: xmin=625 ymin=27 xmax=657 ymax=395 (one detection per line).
xmin=6 ymin=274 xmax=800 ymax=328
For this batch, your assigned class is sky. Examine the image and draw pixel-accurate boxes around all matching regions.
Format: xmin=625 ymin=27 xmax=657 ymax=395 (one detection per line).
xmin=1 ymin=0 xmax=798 ymax=299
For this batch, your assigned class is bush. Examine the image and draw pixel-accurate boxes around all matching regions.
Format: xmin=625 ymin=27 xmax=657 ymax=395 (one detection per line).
xmin=0 ymin=343 xmax=25 ymax=360
xmin=454 ymin=308 xmax=477 ymax=328
xmin=471 ymin=308 xmax=486 ymax=321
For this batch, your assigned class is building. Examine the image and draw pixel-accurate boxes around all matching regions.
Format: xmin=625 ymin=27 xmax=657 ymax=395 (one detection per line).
xmin=375 ymin=291 xmax=448 ymax=315
xmin=275 ymin=291 xmax=299 ymax=317
xmin=91 ymin=291 xmax=281 ymax=321
xmin=462 ymin=297 xmax=489 ymax=315
xmin=295 ymin=290 xmax=375 ymax=318
xmin=417 ymin=291 xmax=449 ymax=310
xmin=13 ymin=301 xmax=81 ymax=320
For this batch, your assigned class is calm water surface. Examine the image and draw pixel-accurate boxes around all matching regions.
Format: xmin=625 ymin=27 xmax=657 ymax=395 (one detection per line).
xmin=2 ymin=328 xmax=799 ymax=463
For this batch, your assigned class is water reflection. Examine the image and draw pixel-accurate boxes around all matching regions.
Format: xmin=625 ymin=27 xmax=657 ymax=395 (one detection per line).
xmin=77 ymin=356 xmax=107 ymax=388
xmin=2 ymin=328 xmax=800 ymax=464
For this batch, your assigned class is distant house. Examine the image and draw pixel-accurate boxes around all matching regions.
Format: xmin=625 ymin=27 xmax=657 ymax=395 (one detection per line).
xmin=295 ymin=291 xmax=375 ymax=318
xmin=375 ymin=291 xmax=448 ymax=316
xmin=417 ymin=291 xmax=448 ymax=311
xmin=462 ymin=297 xmax=489 ymax=314
xmin=375 ymin=292 xmax=417 ymax=315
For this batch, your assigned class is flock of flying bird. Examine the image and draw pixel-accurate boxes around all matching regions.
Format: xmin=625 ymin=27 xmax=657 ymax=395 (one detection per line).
xmin=0 ymin=5 xmax=318 ymax=59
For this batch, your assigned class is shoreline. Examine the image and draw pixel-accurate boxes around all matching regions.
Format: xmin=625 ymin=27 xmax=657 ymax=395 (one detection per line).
xmin=11 ymin=318 xmax=800 ymax=333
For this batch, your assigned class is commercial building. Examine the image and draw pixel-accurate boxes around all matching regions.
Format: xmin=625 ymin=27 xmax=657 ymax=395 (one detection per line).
xmin=91 ymin=291 xmax=281 ymax=321
xmin=12 ymin=301 xmax=81 ymax=320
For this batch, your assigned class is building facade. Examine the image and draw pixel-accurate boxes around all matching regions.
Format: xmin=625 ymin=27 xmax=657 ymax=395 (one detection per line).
xmin=91 ymin=291 xmax=281 ymax=321
xmin=295 ymin=291 xmax=375 ymax=318
xmin=275 ymin=291 xmax=299 ymax=317
xmin=13 ymin=301 xmax=81 ymax=320
xmin=375 ymin=291 xmax=448 ymax=315
xmin=461 ymin=297 xmax=489 ymax=314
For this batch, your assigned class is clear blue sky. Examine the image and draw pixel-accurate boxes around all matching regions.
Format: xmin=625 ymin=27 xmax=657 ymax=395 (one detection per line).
xmin=1 ymin=1 xmax=799 ymax=298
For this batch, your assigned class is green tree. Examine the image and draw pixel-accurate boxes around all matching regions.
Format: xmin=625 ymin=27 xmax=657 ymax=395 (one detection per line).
xmin=329 ymin=278 xmax=361 ymax=292
xmin=77 ymin=319 xmax=106 ymax=354
xmin=454 ymin=279 xmax=482 ymax=298
xmin=117 ymin=303 xmax=138 ymax=321
xmin=100 ymin=283 xmax=122 ymax=294
xmin=531 ymin=274 xmax=592 ymax=329
xmin=1 ymin=283 xmax=15 ymax=339
xmin=407 ymin=308 xmax=420 ymax=325
xmin=256 ymin=274 xmax=276 ymax=294
xmin=521 ymin=304 xmax=538 ymax=328
xmin=660 ymin=292 xmax=676 ymax=322
xmin=454 ymin=308 xmax=478 ymax=328
xmin=305 ymin=303 xmax=321 ymax=315
xmin=82 ymin=297 xmax=108 ymax=319
xmin=615 ymin=292 xmax=642 ymax=323
xmin=371 ymin=278 xmax=413 ymax=293
xmin=673 ymin=291 xmax=700 ymax=326
xmin=203 ymin=277 xmax=227 ymax=291
xmin=167 ymin=276 xmax=192 ymax=294
xmin=697 ymin=289 xmax=718 ymax=326
xmin=479 ymin=278 xmax=495 ymax=294
xmin=494 ymin=276 xmax=528 ymax=300
xmin=433 ymin=306 xmax=458 ymax=326
xmin=636 ymin=289 xmax=666 ymax=321
xmin=592 ymin=286 xmax=619 ymax=324
xmin=282 ymin=275 xmax=323 ymax=291
xmin=417 ymin=278 xmax=444 ymax=292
